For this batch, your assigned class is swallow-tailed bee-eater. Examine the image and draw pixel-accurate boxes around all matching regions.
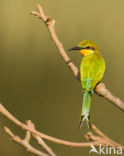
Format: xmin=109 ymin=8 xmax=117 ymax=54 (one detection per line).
xmin=69 ymin=40 xmax=105 ymax=130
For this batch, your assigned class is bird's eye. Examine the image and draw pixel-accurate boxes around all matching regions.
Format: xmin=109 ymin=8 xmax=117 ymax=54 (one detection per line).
xmin=86 ymin=46 xmax=90 ymax=49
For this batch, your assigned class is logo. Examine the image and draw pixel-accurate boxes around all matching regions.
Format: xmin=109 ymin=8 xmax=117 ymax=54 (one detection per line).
xmin=89 ymin=144 xmax=122 ymax=155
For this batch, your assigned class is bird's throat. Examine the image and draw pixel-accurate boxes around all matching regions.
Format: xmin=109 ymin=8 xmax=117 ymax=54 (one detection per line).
xmin=79 ymin=49 xmax=94 ymax=57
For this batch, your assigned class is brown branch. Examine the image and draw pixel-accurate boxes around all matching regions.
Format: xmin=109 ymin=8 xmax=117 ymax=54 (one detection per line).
xmin=95 ymin=83 xmax=124 ymax=111
xmin=26 ymin=120 xmax=56 ymax=156
xmin=4 ymin=127 xmax=48 ymax=156
xmin=0 ymin=103 xmax=101 ymax=148
xmin=0 ymin=103 xmax=124 ymax=151
xmin=31 ymin=4 xmax=124 ymax=112
xmin=92 ymin=125 xmax=124 ymax=150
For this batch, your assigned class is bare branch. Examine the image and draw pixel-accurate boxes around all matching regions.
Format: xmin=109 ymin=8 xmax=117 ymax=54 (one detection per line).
xmin=31 ymin=4 xmax=79 ymax=79
xmin=26 ymin=120 xmax=56 ymax=156
xmin=0 ymin=103 xmax=124 ymax=151
xmin=95 ymin=83 xmax=124 ymax=111
xmin=4 ymin=127 xmax=48 ymax=156
xmin=92 ymin=125 xmax=124 ymax=150
xmin=24 ymin=123 xmax=31 ymax=143
xmin=31 ymin=4 xmax=124 ymax=111
xmin=0 ymin=104 xmax=99 ymax=148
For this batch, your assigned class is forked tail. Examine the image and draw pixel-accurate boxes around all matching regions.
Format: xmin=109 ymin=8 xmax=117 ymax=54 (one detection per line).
xmin=78 ymin=91 xmax=92 ymax=130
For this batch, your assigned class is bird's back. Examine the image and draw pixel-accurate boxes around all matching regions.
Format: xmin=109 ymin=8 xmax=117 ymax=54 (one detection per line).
xmin=80 ymin=52 xmax=105 ymax=92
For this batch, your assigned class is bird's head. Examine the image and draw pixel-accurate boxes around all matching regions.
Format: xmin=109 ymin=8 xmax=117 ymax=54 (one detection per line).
xmin=69 ymin=40 xmax=99 ymax=56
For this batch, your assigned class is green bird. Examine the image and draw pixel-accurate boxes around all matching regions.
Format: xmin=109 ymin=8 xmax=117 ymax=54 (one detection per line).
xmin=70 ymin=40 xmax=105 ymax=130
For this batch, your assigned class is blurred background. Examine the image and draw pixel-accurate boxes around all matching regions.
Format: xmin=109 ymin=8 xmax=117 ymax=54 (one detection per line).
xmin=0 ymin=0 xmax=124 ymax=156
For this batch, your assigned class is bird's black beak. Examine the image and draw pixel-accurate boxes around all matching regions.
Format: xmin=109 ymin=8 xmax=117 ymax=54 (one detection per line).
xmin=68 ymin=46 xmax=84 ymax=51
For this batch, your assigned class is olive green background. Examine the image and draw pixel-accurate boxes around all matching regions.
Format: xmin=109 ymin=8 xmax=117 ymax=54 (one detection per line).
xmin=0 ymin=0 xmax=124 ymax=156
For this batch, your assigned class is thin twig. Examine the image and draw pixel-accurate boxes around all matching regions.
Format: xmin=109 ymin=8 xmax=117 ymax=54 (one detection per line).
xmin=4 ymin=127 xmax=48 ymax=156
xmin=27 ymin=120 xmax=56 ymax=156
xmin=31 ymin=4 xmax=124 ymax=112
xmin=92 ymin=125 xmax=124 ymax=150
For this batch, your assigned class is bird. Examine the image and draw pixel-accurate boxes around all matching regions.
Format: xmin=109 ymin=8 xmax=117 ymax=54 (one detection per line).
xmin=69 ymin=40 xmax=105 ymax=130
